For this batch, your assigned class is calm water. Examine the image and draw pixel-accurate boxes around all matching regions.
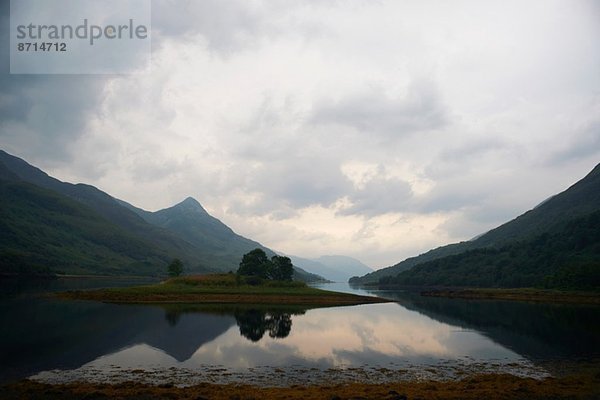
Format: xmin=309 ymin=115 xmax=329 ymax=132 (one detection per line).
xmin=1 ymin=278 xmax=599 ymax=385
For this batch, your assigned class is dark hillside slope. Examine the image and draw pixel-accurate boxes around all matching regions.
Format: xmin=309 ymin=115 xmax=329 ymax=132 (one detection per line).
xmin=384 ymin=211 xmax=600 ymax=288
xmin=0 ymin=150 xmax=207 ymax=270
xmin=121 ymin=197 xmax=276 ymax=271
xmin=353 ymin=163 xmax=600 ymax=286
xmin=122 ymin=198 xmax=326 ymax=281
xmin=475 ymin=163 xmax=600 ymax=247
xmin=0 ymin=179 xmax=176 ymax=276
xmin=120 ymin=197 xmax=275 ymax=272
xmin=0 ymin=150 xmax=325 ymax=280
xmin=352 ymin=242 xmax=471 ymax=284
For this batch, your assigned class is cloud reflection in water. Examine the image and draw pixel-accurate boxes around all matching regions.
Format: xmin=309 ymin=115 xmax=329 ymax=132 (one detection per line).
xmin=89 ymin=303 xmax=520 ymax=371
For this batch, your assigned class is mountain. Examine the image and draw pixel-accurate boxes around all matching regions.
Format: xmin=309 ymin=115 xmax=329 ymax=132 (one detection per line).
xmin=0 ymin=169 xmax=177 ymax=276
xmin=350 ymin=242 xmax=471 ymax=284
xmin=292 ymin=266 xmax=326 ymax=283
xmin=0 ymin=150 xmax=208 ymax=273
xmin=316 ymin=255 xmax=372 ymax=277
xmin=120 ymin=197 xmax=277 ymax=272
xmin=290 ymin=255 xmax=372 ymax=282
xmin=121 ymin=197 xmax=325 ymax=280
xmin=351 ymin=163 xmax=600 ymax=288
xmin=0 ymin=295 xmax=236 ymax=383
xmin=0 ymin=150 xmax=324 ymax=281
xmin=388 ymin=292 xmax=600 ymax=361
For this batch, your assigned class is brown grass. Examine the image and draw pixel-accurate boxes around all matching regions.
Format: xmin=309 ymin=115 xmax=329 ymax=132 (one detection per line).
xmin=55 ymin=274 xmax=391 ymax=307
xmin=57 ymin=291 xmax=389 ymax=306
xmin=2 ymin=371 xmax=599 ymax=400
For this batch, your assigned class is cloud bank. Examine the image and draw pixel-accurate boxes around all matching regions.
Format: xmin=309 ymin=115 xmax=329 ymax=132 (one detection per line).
xmin=1 ymin=0 xmax=599 ymax=267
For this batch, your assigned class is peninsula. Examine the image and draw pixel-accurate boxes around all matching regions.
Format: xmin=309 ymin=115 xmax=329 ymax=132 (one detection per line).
xmin=57 ymin=274 xmax=390 ymax=307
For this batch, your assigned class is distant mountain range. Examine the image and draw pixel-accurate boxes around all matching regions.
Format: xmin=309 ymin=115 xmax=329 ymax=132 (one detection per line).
xmin=290 ymin=255 xmax=372 ymax=282
xmin=0 ymin=150 xmax=323 ymax=281
xmin=351 ymin=163 xmax=600 ymax=289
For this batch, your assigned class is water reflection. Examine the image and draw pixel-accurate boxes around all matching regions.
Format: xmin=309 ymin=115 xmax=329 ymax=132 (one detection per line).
xmin=359 ymin=289 xmax=600 ymax=361
xmin=1 ymin=280 xmax=599 ymax=385
xmin=159 ymin=305 xmax=306 ymax=342
xmin=235 ymin=310 xmax=294 ymax=341
xmin=75 ymin=302 xmax=523 ymax=373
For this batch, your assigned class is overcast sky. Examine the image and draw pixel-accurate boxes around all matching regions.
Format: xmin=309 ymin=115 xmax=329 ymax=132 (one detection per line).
xmin=1 ymin=0 xmax=599 ymax=268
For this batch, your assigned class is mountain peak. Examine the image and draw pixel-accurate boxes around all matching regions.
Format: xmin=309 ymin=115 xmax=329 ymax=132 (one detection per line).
xmin=174 ymin=197 xmax=208 ymax=214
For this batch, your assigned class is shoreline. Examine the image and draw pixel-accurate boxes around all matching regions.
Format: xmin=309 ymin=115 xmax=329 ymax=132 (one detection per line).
xmin=56 ymin=290 xmax=390 ymax=306
xmin=420 ymin=288 xmax=600 ymax=304
xmin=3 ymin=369 xmax=599 ymax=400
xmin=55 ymin=275 xmax=392 ymax=307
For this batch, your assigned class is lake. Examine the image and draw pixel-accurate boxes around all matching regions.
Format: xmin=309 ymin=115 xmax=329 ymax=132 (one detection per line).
xmin=1 ymin=278 xmax=599 ymax=386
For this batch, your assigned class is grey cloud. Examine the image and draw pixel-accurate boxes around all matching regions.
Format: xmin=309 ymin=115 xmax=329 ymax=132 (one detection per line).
xmin=250 ymin=155 xmax=353 ymax=210
xmin=310 ymin=81 xmax=447 ymax=138
xmin=0 ymin=76 xmax=106 ymax=161
xmin=438 ymin=202 xmax=528 ymax=240
xmin=342 ymin=176 xmax=413 ymax=216
xmin=424 ymin=137 xmax=515 ymax=180
xmin=151 ymin=0 xmax=341 ymax=54
xmin=152 ymin=0 xmax=269 ymax=54
xmin=545 ymin=119 xmax=600 ymax=165
xmin=0 ymin=0 xmax=108 ymax=163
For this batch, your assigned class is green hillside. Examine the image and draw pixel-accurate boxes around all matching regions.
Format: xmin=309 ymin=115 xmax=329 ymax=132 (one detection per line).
xmin=474 ymin=163 xmax=600 ymax=247
xmin=122 ymin=198 xmax=325 ymax=281
xmin=352 ymin=163 xmax=600 ymax=288
xmin=121 ymin=197 xmax=277 ymax=271
xmin=0 ymin=150 xmax=209 ymax=271
xmin=0 ymin=177 xmax=179 ymax=276
xmin=381 ymin=211 xmax=600 ymax=289
xmin=351 ymin=242 xmax=471 ymax=284
xmin=0 ymin=150 xmax=325 ymax=281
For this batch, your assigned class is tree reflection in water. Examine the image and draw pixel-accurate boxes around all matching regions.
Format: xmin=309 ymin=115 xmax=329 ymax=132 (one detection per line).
xmin=162 ymin=305 xmax=306 ymax=342
xmin=164 ymin=310 xmax=181 ymax=327
xmin=235 ymin=310 xmax=293 ymax=341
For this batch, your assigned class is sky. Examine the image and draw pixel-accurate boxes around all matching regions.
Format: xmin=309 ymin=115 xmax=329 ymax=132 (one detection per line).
xmin=1 ymin=0 xmax=599 ymax=269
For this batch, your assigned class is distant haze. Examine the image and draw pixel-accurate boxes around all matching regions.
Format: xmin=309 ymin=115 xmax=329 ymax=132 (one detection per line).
xmin=289 ymin=255 xmax=372 ymax=282
xmin=1 ymin=0 xmax=599 ymax=268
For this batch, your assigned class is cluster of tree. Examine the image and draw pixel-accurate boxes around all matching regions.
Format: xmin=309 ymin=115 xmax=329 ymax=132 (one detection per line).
xmin=379 ymin=211 xmax=600 ymax=290
xmin=237 ymin=248 xmax=294 ymax=281
xmin=167 ymin=258 xmax=184 ymax=277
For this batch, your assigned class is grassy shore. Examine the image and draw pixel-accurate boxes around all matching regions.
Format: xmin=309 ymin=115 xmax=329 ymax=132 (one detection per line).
xmin=56 ymin=274 xmax=390 ymax=306
xmin=3 ymin=369 xmax=599 ymax=400
xmin=421 ymin=287 xmax=600 ymax=304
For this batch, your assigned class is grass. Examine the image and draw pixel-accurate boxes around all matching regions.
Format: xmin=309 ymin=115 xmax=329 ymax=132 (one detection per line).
xmin=421 ymin=287 xmax=600 ymax=304
xmin=56 ymin=273 xmax=391 ymax=306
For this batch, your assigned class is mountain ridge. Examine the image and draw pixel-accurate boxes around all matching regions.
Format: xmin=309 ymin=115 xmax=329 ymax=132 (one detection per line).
xmin=119 ymin=196 xmax=277 ymax=271
xmin=0 ymin=150 xmax=208 ymax=271
xmin=0 ymin=150 xmax=324 ymax=281
xmin=352 ymin=163 xmax=600 ymax=286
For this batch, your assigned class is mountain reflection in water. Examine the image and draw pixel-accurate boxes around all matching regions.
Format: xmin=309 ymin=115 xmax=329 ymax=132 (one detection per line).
xmin=1 ymin=280 xmax=598 ymax=385
xmin=163 ymin=305 xmax=303 ymax=342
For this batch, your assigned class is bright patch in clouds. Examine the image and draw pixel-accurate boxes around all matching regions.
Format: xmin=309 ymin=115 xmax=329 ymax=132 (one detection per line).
xmin=1 ymin=0 xmax=599 ymax=268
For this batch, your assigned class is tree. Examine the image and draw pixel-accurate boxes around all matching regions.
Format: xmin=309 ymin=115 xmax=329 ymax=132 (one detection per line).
xmin=271 ymin=255 xmax=294 ymax=281
xmin=167 ymin=258 xmax=184 ymax=277
xmin=238 ymin=249 xmax=295 ymax=282
xmin=237 ymin=248 xmax=271 ymax=278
